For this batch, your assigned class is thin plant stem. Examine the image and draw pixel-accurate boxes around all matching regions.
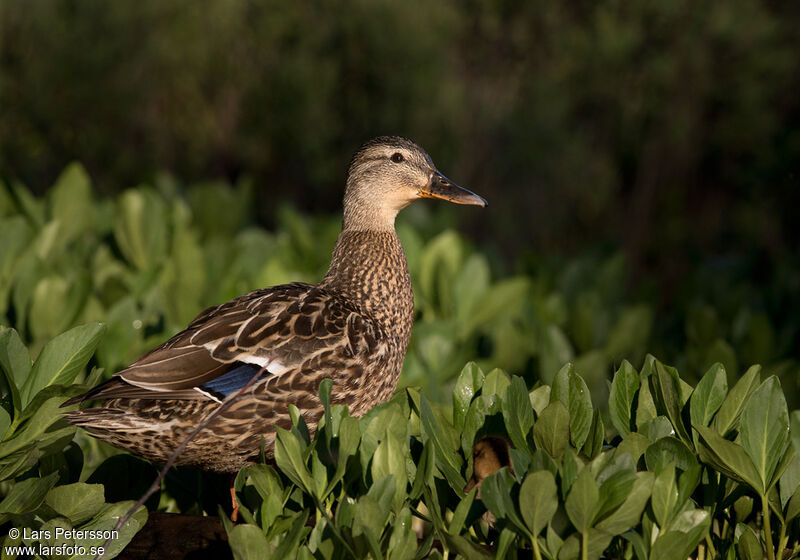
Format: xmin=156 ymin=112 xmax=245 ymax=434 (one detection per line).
xmin=582 ymin=530 xmax=588 ymax=560
xmin=532 ymin=536 xmax=543 ymax=560
xmin=704 ymin=534 xmax=717 ymax=559
xmin=93 ymin=365 xmax=267 ymax=560
xmin=762 ymin=493 xmax=775 ymax=560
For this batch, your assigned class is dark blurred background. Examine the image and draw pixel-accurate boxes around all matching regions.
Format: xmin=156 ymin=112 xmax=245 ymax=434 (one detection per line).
xmin=2 ymin=0 xmax=799 ymax=391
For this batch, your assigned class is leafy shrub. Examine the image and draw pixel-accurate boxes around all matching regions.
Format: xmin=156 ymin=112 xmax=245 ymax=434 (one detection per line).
xmin=2 ymin=166 xmax=798 ymax=409
xmin=221 ymin=358 xmax=800 ymax=559
xmin=0 ymin=324 xmax=146 ymax=557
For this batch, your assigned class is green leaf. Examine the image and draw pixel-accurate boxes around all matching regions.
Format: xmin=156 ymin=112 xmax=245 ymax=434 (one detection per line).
xmin=44 ymin=482 xmax=105 ymax=525
xmin=581 ymin=408 xmax=604 ymax=460
xmin=533 ymin=401 xmax=570 ymax=460
xmin=0 ymin=327 xmax=31 ymax=402
xmin=694 ymin=424 xmax=762 ymax=491
xmin=608 ymin=360 xmax=640 ymax=438
xmin=520 ymin=470 xmax=558 ymax=538
xmin=502 ymin=375 xmax=534 ymax=452
xmin=419 ymin=394 xmax=465 ymax=491
xmin=228 ymin=523 xmax=272 ymax=560
xmin=567 ymin=370 xmax=593 ymax=450
xmin=651 ymin=463 xmax=679 ymax=528
xmin=736 ymin=523 xmax=763 ymax=560
xmin=649 ymin=362 xmax=691 ymax=445
xmin=483 ymin=368 xmax=511 ymax=399
xmin=689 ymin=363 xmax=727 ymax=432
xmin=323 ymin=415 xmax=360 ymax=499
xmin=480 ymin=468 xmax=530 ymax=538
xmin=650 ymin=510 xmax=711 ymax=560
xmin=739 ymin=376 xmax=790 ymax=492
xmin=274 ymin=427 xmax=314 ymax=494
xmin=557 ymin=529 xmax=612 ymax=560
xmin=453 ymin=362 xmax=484 ymax=431
xmin=22 ymin=322 xmax=106 ymax=405
xmin=371 ymin=430 xmax=408 ymax=510
xmin=595 ymin=471 xmax=653 ymax=535
xmin=81 ymin=500 xmax=147 ymax=558
xmin=614 ymin=432 xmax=651 ymax=464
xmin=0 ymin=471 xmax=58 ymax=524
xmin=565 ymin=467 xmax=599 ymax=533
xmin=448 ymin=487 xmax=477 ymax=534
xmin=714 ymin=365 xmax=761 ymax=436
xmin=645 ymin=437 xmax=699 ymax=473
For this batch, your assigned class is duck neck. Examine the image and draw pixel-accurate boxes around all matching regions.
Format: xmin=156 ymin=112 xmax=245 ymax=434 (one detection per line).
xmin=322 ymin=229 xmax=414 ymax=335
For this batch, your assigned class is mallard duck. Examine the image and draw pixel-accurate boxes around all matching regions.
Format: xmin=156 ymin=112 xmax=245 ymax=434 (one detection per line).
xmin=64 ymin=136 xmax=487 ymax=474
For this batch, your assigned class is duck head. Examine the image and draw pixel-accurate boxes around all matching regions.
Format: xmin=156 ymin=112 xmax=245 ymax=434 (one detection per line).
xmin=343 ymin=136 xmax=487 ymax=231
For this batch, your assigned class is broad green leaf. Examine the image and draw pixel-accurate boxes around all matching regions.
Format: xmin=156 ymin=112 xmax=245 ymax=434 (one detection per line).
xmin=480 ymin=468 xmax=530 ymax=538
xmin=0 ymin=327 xmax=31 ymax=399
xmin=638 ymin=416 xmax=674 ymax=442
xmin=581 ymin=409 xmax=604 ymax=459
xmin=49 ymin=163 xmax=94 ymax=244
xmin=274 ymin=427 xmax=313 ymax=494
xmin=550 ymin=362 xmax=571 ymax=405
xmin=608 ymin=360 xmax=639 ymax=438
xmin=645 ymin=437 xmax=698 ymax=473
xmin=650 ymin=362 xmax=691 ymax=444
xmin=80 ymin=500 xmax=147 ymax=558
xmin=780 ymin=454 xmax=800 ymax=509
xmin=502 ymin=375 xmax=534 ymax=451
xmin=689 ymin=363 xmax=727 ymax=432
xmin=483 ymin=368 xmax=511 ymax=399
xmin=228 ymin=523 xmax=271 ymax=560
xmin=448 ymin=487 xmax=477 ymax=534
xmin=565 ymin=467 xmax=599 ymax=533
xmin=114 ymin=188 xmax=169 ymax=270
xmin=739 ymin=376 xmax=790 ymax=492
xmin=595 ymin=472 xmax=653 ymax=534
xmin=44 ymin=482 xmax=105 ymax=525
xmin=595 ymin=468 xmax=635 ymax=521
xmin=533 ymin=401 xmax=570 ymax=460
xmin=0 ymin=472 xmax=58 ymax=524
xmin=520 ymin=470 xmax=558 ymax=538
xmin=651 ymin=463 xmax=679 ymax=527
xmin=453 ymin=362 xmax=484 ymax=431
xmin=714 ymin=365 xmax=761 ymax=436
xmin=736 ymin=523 xmax=763 ymax=560
xmin=0 ymin=394 xmax=77 ymax=458
xmin=614 ymin=432 xmax=650 ymax=464
xmin=694 ymin=424 xmax=761 ymax=491
xmin=388 ymin=507 xmax=418 ymax=560
xmin=557 ymin=528 xmax=612 ymax=560
xmin=272 ymin=510 xmax=310 ymax=560
xmin=22 ymin=322 xmax=106 ymax=405
xmin=419 ymin=394 xmax=466 ymax=490
xmin=461 ymin=394 xmax=495 ymax=456
xmin=567 ymin=370 xmax=593 ymax=449
xmin=529 ymin=385 xmax=551 ymax=416
xmin=323 ymin=415 xmax=360 ymax=499
xmin=371 ymin=430 xmax=407 ymax=510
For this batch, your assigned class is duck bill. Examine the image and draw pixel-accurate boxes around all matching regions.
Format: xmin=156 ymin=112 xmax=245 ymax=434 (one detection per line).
xmin=418 ymin=171 xmax=488 ymax=207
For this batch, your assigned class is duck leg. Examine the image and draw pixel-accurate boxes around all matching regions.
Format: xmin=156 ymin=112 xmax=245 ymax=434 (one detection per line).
xmin=229 ymin=474 xmax=239 ymax=522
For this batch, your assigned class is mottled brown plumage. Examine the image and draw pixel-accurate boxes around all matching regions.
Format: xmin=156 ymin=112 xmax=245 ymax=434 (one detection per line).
xmin=63 ymin=136 xmax=486 ymax=473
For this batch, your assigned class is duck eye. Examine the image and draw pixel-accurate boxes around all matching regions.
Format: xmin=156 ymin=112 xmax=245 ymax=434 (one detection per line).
xmin=390 ymin=152 xmax=405 ymax=163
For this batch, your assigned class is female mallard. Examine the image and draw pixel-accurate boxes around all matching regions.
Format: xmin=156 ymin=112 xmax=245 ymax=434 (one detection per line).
xmin=64 ymin=136 xmax=486 ymax=473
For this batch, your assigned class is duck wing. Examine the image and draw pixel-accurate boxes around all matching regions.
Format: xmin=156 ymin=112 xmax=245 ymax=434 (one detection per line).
xmin=66 ymin=282 xmax=380 ymax=404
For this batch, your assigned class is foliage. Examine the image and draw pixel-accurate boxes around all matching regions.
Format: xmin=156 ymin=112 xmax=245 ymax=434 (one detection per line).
xmin=2 ymin=1 xmax=800 ymax=315
xmin=0 ymin=324 xmax=147 ymax=558
xmin=2 ymin=167 xmax=798 ymax=410
xmin=0 ymin=171 xmax=799 ymax=556
xmin=225 ymin=360 xmax=800 ymax=559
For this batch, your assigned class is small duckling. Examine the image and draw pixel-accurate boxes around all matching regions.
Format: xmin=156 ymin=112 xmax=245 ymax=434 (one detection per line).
xmin=465 ymin=436 xmax=513 ymax=495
